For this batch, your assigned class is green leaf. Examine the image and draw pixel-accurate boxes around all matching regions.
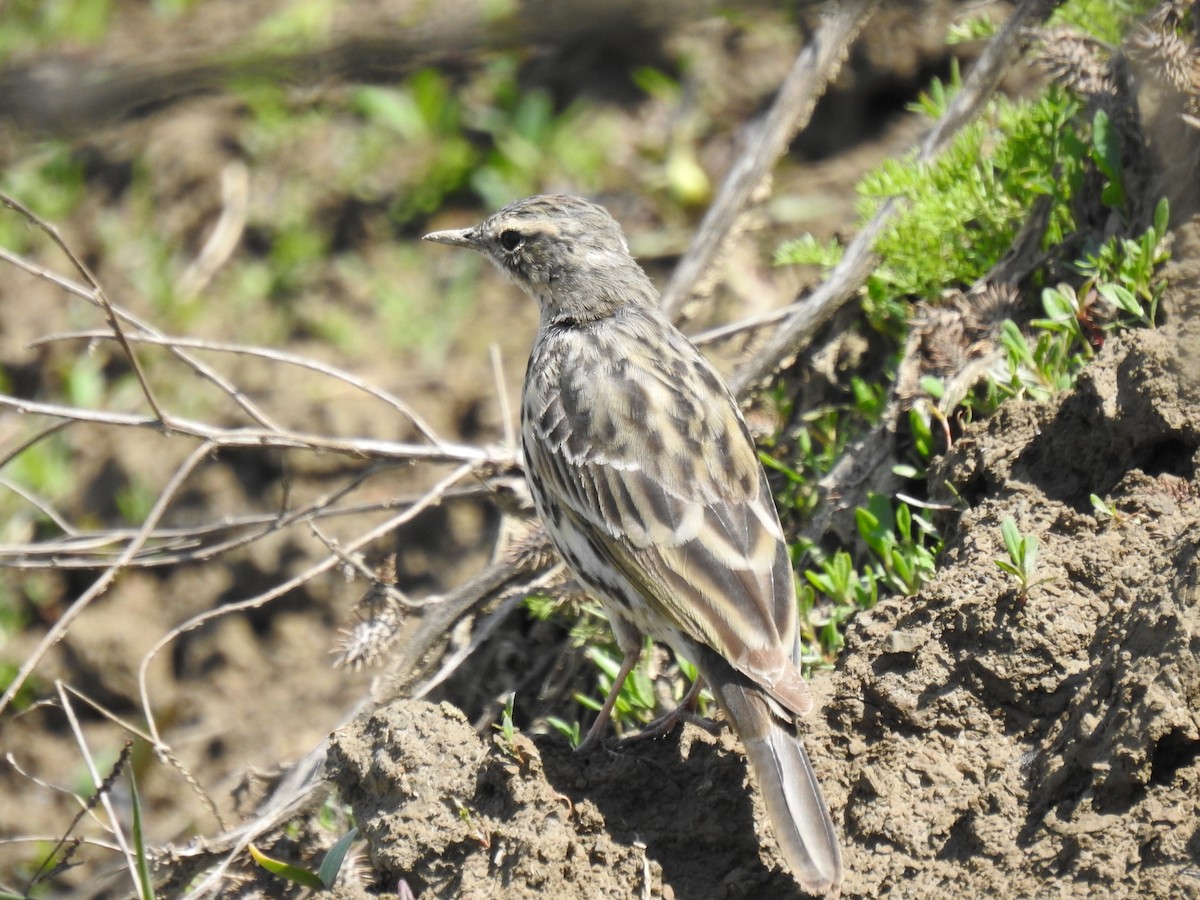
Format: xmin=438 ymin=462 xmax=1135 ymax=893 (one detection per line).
xmin=546 ymin=716 xmax=581 ymax=747
xmin=995 ymin=560 xmax=1022 ymax=578
xmin=1153 ymin=196 xmax=1169 ymax=239
xmin=1022 ymin=533 xmax=1039 ymax=574
xmin=353 ymin=86 xmax=426 ymax=139
xmin=1091 ymin=109 xmax=1126 ymax=210
xmin=129 ymin=767 xmax=154 ymax=900
xmin=584 ymin=646 xmax=622 ymax=680
xmin=249 ymin=844 xmax=325 ymax=890
xmin=806 ymin=569 xmax=836 ymax=596
xmin=631 ymin=66 xmax=680 ymax=101
xmin=918 ymin=376 xmax=946 ymax=399
xmin=774 ymin=233 xmax=844 ymax=268
xmin=1041 ymin=286 xmax=1076 ymax=322
xmin=1001 ymin=517 xmax=1022 ymax=562
xmin=317 ymin=827 xmax=359 ymax=888
xmin=1097 ymin=282 xmax=1141 ymax=317
xmin=947 ymin=13 xmax=999 ymax=44
xmin=628 ymin=666 xmax=656 ymax=710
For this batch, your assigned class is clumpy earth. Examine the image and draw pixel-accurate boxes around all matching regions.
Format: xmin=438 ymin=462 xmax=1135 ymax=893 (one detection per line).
xmin=323 ymin=243 xmax=1200 ymax=899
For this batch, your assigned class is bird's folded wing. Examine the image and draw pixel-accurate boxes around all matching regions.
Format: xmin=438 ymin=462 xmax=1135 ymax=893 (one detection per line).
xmin=527 ymin=330 xmax=809 ymax=714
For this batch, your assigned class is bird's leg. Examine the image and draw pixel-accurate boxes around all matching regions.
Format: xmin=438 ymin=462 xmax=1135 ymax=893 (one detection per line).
xmin=575 ymin=644 xmax=641 ymax=754
xmin=621 ymin=672 xmax=720 ymax=745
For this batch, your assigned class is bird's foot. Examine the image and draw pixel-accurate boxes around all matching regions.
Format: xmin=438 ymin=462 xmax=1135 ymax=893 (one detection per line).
xmin=619 ymin=704 xmax=721 ymax=746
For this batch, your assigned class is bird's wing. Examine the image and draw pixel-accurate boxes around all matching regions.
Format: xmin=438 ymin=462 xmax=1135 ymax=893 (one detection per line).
xmin=525 ymin=314 xmax=810 ymax=715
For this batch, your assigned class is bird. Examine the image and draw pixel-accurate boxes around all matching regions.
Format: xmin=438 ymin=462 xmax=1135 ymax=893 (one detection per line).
xmin=424 ymin=195 xmax=843 ymax=897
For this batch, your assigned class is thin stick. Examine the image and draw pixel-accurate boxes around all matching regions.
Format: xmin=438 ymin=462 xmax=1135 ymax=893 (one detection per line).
xmin=0 ymin=475 xmax=77 ymax=535
xmin=411 ymin=563 xmax=565 ymax=699
xmin=0 ymin=442 xmax=215 ymax=716
xmin=56 ymin=685 xmax=141 ymax=893
xmin=490 ymin=343 xmax=516 ymax=450
xmin=136 ymin=460 xmax=480 ymax=745
xmin=61 ymin=682 xmax=227 ymax=831
xmin=0 ymin=393 xmax=499 ymax=464
xmin=29 ymin=329 xmax=445 ymax=447
xmin=0 ymin=244 xmax=282 ymax=430
xmin=175 ymin=160 xmax=249 ymax=302
xmin=1 ymin=192 xmax=165 ymax=422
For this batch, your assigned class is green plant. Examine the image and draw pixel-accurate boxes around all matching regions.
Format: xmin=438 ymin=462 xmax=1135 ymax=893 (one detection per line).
xmin=1050 ymin=0 xmax=1158 ymax=45
xmin=128 ymin=768 xmax=153 ymax=900
xmin=856 ymin=495 xmax=940 ymax=597
xmin=525 ymin=595 xmax=666 ymax=744
xmin=575 ymin=641 xmax=657 ymax=737
xmin=249 ymin=826 xmax=359 ymax=891
xmin=493 ymin=693 xmax=529 ymax=759
xmin=777 ymin=77 xmax=1086 ymax=336
xmin=0 ymin=0 xmax=114 ymax=54
xmin=1081 ymin=197 xmax=1171 ymax=327
xmin=768 ymin=0 xmax=1176 ymax=665
xmin=1089 ymin=493 xmax=1124 ymax=524
xmin=804 ymin=550 xmax=877 ymax=611
xmin=946 ymin=12 xmax=999 ymax=44
xmin=545 ymin=715 xmax=582 ymax=748
xmin=342 ymin=61 xmax=613 ymax=225
xmin=995 ymin=517 xmax=1055 ymax=601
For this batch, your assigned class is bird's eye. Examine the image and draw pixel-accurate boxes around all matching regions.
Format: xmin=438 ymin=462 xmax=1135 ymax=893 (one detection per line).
xmin=499 ymin=230 xmax=524 ymax=252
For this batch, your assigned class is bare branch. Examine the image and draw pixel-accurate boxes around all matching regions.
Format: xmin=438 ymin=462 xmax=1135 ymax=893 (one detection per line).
xmin=0 ymin=441 xmax=217 ymax=717
xmin=27 ymin=328 xmax=447 ymax=447
xmin=0 ymin=474 xmax=77 ymax=535
xmin=136 ymin=460 xmax=481 ymax=746
xmin=55 ymin=687 xmax=140 ymax=893
xmin=411 ymin=562 xmax=566 ymax=699
xmin=730 ymin=0 xmax=1067 ymax=395
xmin=0 ymin=393 xmax=504 ymax=464
xmin=0 ymin=243 xmax=283 ymax=429
xmin=1 ymin=192 xmax=166 ymax=421
xmin=175 ymin=160 xmax=250 ymax=302
xmin=660 ymin=0 xmax=879 ymax=319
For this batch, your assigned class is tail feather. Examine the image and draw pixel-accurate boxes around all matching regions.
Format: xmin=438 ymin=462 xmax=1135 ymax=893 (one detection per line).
xmin=702 ymin=653 xmax=843 ymax=898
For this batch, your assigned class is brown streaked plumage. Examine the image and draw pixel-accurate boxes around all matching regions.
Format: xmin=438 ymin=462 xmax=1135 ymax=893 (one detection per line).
xmin=425 ymin=195 xmax=843 ymax=897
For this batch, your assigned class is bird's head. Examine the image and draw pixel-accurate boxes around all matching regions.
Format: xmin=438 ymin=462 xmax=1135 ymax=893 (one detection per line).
xmin=423 ymin=195 xmax=657 ymax=323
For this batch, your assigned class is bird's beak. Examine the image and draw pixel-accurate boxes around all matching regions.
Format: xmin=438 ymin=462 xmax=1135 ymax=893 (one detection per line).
xmin=422 ymin=227 xmax=480 ymax=248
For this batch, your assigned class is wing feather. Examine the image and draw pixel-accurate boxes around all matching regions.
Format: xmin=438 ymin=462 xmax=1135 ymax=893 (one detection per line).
xmin=524 ymin=310 xmax=806 ymax=712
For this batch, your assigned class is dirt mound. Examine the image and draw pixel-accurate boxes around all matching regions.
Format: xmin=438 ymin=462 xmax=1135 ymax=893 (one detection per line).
xmin=328 ymin=700 xmax=808 ymax=899
xmin=327 ymin=273 xmax=1200 ymax=898
xmin=819 ymin=320 xmax=1200 ymax=897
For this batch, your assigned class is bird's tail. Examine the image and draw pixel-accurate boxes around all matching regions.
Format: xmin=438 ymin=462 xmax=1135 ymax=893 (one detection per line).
xmin=701 ymin=652 xmax=843 ymax=898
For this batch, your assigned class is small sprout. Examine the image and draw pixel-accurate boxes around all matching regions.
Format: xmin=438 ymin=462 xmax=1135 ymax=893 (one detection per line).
xmin=994 ymin=518 xmax=1056 ymax=602
xmin=451 ymin=798 xmax=490 ymax=849
xmin=492 ymin=693 xmax=526 ymax=761
xmin=248 ymin=826 xmax=359 ymax=891
xmin=249 ymin=844 xmax=324 ymax=890
xmin=318 ymin=828 xmax=361 ymax=889
xmin=545 ymin=716 xmax=581 ymax=749
xmin=1089 ymin=493 xmax=1123 ymax=524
